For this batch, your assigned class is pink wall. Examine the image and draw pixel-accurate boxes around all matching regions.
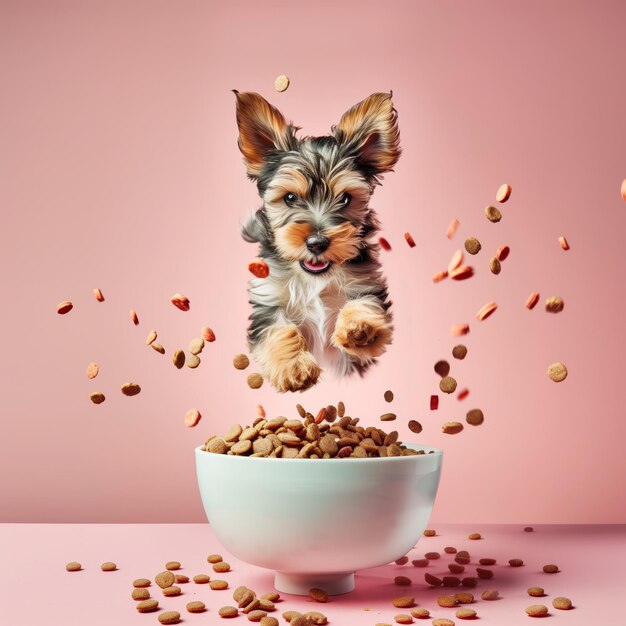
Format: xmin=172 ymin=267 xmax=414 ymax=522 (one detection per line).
xmin=2 ymin=0 xmax=625 ymax=523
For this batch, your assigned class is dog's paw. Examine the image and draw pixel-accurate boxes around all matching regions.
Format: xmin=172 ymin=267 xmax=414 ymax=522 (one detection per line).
xmin=333 ymin=300 xmax=393 ymax=360
xmin=272 ymin=349 xmax=321 ymax=393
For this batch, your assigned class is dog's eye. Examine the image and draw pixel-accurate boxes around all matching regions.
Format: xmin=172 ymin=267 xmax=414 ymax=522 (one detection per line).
xmin=284 ymin=192 xmax=298 ymax=206
xmin=339 ymin=193 xmax=351 ymax=206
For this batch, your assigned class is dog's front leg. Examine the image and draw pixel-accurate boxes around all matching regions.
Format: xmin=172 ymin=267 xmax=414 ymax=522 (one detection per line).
xmin=252 ymin=324 xmax=321 ymax=393
xmin=332 ymin=297 xmax=393 ymax=362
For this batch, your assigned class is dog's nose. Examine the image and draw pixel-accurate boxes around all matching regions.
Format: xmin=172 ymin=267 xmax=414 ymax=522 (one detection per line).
xmin=305 ymin=233 xmax=330 ymax=254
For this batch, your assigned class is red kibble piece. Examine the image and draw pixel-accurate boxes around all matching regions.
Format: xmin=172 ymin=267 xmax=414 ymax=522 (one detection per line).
xmin=256 ymin=405 xmax=266 ymax=418
xmin=449 ymin=265 xmax=474 ymax=281
xmin=184 ymin=408 xmax=202 ymax=428
xmin=130 ymin=309 xmax=139 ymax=325
xmin=496 ymin=183 xmax=512 ymax=203
xmin=496 ymin=245 xmax=510 ymax=261
xmin=525 ymin=292 xmax=540 ymax=310
xmin=405 ymin=232 xmax=416 ymax=248
xmin=476 ymin=301 xmax=497 ymax=321
xmin=56 ymin=301 xmax=73 ymax=315
xmin=430 ymin=395 xmax=439 ymax=410
xmin=446 ymin=218 xmax=460 ymax=239
xmin=558 ymin=236 xmax=570 ymax=251
xmin=249 ymin=259 xmax=270 ymax=278
xmin=451 ymin=323 xmax=470 ymax=336
xmin=457 ymin=388 xmax=469 ymax=401
xmin=621 ymin=179 xmax=626 ymax=202
xmin=93 ymin=288 xmax=105 ymax=302
xmin=379 ymin=237 xmax=392 ymax=251
xmin=171 ymin=293 xmax=190 ymax=311
xmin=447 ymin=250 xmax=464 ymax=273
xmin=433 ymin=270 xmax=448 ymax=283
xmin=201 ymin=327 xmax=216 ymax=342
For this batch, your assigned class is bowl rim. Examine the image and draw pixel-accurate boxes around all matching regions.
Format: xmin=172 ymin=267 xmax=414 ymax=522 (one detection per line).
xmin=195 ymin=442 xmax=442 ymax=462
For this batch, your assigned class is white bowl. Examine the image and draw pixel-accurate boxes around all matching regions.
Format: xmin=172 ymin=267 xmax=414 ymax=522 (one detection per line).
xmin=195 ymin=444 xmax=442 ymax=595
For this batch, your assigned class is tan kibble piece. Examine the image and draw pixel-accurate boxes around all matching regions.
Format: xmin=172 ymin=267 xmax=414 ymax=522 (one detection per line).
xmin=248 ymin=609 xmax=269 ymax=621
xmin=552 ymin=597 xmax=572 ymax=610
xmin=187 ymin=601 xmax=206 ymax=613
xmin=165 ymin=561 xmax=181 ymax=571
xmin=380 ymin=412 xmax=397 ymax=422
xmin=121 ymin=382 xmax=141 ymax=396
xmin=274 ymin=75 xmax=290 ymax=92
xmin=526 ymin=292 xmax=540 ymax=309
xmin=100 ymin=561 xmax=117 ymax=571
xmin=466 ymin=409 xmax=484 ymax=426
xmin=187 ymin=353 xmax=201 ymax=369
xmin=547 ymin=362 xmax=567 ymax=382
xmin=163 ymin=586 xmax=181 ymax=597
xmin=545 ymin=296 xmax=564 ymax=313
xmin=445 ymin=546 xmax=458 ymax=554
xmin=237 ymin=588 xmax=256 ymax=608
xmin=302 ymin=612 xmax=328 ymax=625
xmin=440 ymin=376 xmax=457 ymax=393
xmin=86 ymin=362 xmax=99 ymax=379
xmin=443 ymin=421 xmax=463 ymax=435
xmin=448 ymin=565 xmax=464 ymax=576
xmin=434 ymin=360 xmax=451 ymax=377
xmin=136 ymin=599 xmax=159 ymax=613
xmin=234 ymin=353 xmax=250 ymax=370
xmin=454 ymin=592 xmax=474 ymax=604
xmin=452 ymin=345 xmax=467 ymax=359
xmin=394 ymin=576 xmax=412 ymax=586
xmin=57 ymin=300 xmax=74 ymax=314
xmin=184 ymin=408 xmax=202 ymax=428
xmin=408 ymin=420 xmax=423 ymax=434
xmin=464 ymin=237 xmax=481 ymax=255
xmin=214 ymin=561 xmax=231 ymax=573
xmin=525 ymin=605 xmax=549 ymax=617
xmin=309 ymin=587 xmax=328 ymax=602
xmin=210 ymin=579 xmax=229 ymax=590
xmin=155 ymin=571 xmax=176 ymax=588
xmin=528 ymin=587 xmax=545 ymax=597
xmin=132 ymin=588 xmax=150 ymax=601
xmin=455 ymin=608 xmax=477 ymax=619
xmin=90 ymin=392 xmax=105 ymax=404
xmin=193 ymin=574 xmax=210 ymax=583
xmin=543 ymin=564 xmax=559 ymax=573
xmin=337 ymin=401 xmax=345 ymax=417
xmin=158 ymin=611 xmax=181 ymax=624
xmin=509 ymin=558 xmax=524 ymax=567
xmin=423 ymin=529 xmax=436 ymax=537
xmin=261 ymin=618 xmax=280 ymax=626
xmin=468 ymin=533 xmax=481 ymax=540
xmin=65 ymin=562 xmax=82 ymax=571
xmin=384 ymin=389 xmax=394 ymax=402
xmin=392 ymin=596 xmax=415 ymax=608
xmin=207 ymin=438 xmax=227 ymax=454
xmin=151 ymin=342 xmax=165 ymax=354
xmin=261 ymin=592 xmax=280 ymax=602
xmin=146 ymin=330 xmax=157 ymax=345
xmin=232 ymin=440 xmax=252 ymax=455
xmin=247 ymin=372 xmax=264 ymax=389
xmin=411 ymin=607 xmax=430 ymax=618
xmin=173 ymin=350 xmax=185 ymax=369
xmin=394 ymin=615 xmax=413 ymax=625
xmin=134 ymin=578 xmax=151 ymax=587
xmin=481 ymin=589 xmax=499 ymax=600
xmin=489 ymin=256 xmax=501 ymax=275
xmin=258 ymin=598 xmax=275 ymax=611
xmin=485 ymin=205 xmax=502 ymax=222
xmin=189 ymin=336 xmax=205 ymax=355
xmin=174 ymin=574 xmax=189 ymax=583
xmin=438 ymin=595 xmax=458 ymax=607
xmin=432 ymin=620 xmax=455 ymax=626
xmin=219 ymin=605 xmax=239 ymax=617
xmin=282 ymin=611 xmax=302 ymax=622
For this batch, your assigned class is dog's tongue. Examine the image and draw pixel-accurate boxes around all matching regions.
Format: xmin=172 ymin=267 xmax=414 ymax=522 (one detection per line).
xmin=303 ymin=260 xmax=330 ymax=271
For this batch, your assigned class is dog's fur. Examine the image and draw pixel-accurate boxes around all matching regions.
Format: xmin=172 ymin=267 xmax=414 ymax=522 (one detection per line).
xmin=234 ymin=90 xmax=401 ymax=392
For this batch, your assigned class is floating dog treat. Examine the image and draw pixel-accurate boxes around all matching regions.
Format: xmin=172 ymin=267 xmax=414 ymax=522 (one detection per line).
xmin=219 ymin=605 xmax=239 ymax=617
xmin=130 ymin=309 xmax=139 ymax=325
xmin=437 ymin=595 xmax=457 ymax=607
xmin=485 ymin=205 xmax=502 ymax=222
xmin=443 ymin=422 xmax=463 ymax=434
xmin=156 ymin=571 xmax=175 ymax=589
xmin=454 ymin=592 xmax=474 ymax=603
xmin=100 ymin=561 xmax=117 ymax=571
xmin=545 ymin=296 xmax=564 ymax=313
xmin=136 ymin=599 xmax=159 ymax=613
xmin=558 ymin=236 xmax=570 ymax=251
xmin=194 ymin=574 xmax=211 ymax=583
xmin=163 ymin=586 xmax=181 ymax=597
xmin=404 ymin=232 xmax=416 ymax=248
xmin=476 ymin=301 xmax=497 ymax=321
xmin=86 ymin=362 xmax=99 ymax=379
xmin=446 ymin=218 xmax=460 ymax=239
xmin=249 ymin=259 xmax=270 ymax=278
xmin=90 ymin=392 xmax=105 ymax=404
xmin=552 ymin=597 xmax=572 ymax=610
xmin=274 ymin=74 xmax=290 ymax=92
xmin=214 ymin=561 xmax=231 ymax=573
xmin=151 ymin=342 xmax=165 ymax=354
xmin=65 ymin=562 xmax=81 ymax=571
xmin=247 ymin=373 xmax=264 ymax=389
xmin=447 ymin=250 xmax=464 ymax=273
xmin=379 ymin=237 xmax=392 ymax=251
xmin=481 ymin=589 xmax=499 ymax=600
xmin=455 ymin=608 xmax=477 ymax=619
xmin=121 ymin=382 xmax=141 ymax=396
xmin=171 ymin=293 xmax=190 ymax=311
xmin=543 ymin=564 xmax=559 ymax=573
xmin=451 ymin=323 xmax=469 ymax=336
xmin=384 ymin=389 xmax=394 ymax=402
xmin=392 ymin=596 xmax=415 ymax=608
xmin=158 ymin=611 xmax=181 ymax=624
xmin=189 ymin=337 xmax=205 ymax=354
xmin=525 ymin=605 xmax=548 ymax=617
xmin=210 ymin=579 xmax=229 ymax=590
xmin=528 ymin=587 xmax=544 ymax=597
xmin=430 ymin=395 xmax=439 ymax=410
xmin=202 ymin=326 xmax=216 ymax=342
xmin=452 ymin=344 xmax=467 ymax=360
xmin=526 ymin=292 xmax=540 ymax=310
xmin=449 ymin=265 xmax=474 ymax=280
xmin=440 ymin=376 xmax=457 ymax=393
xmin=187 ymin=354 xmax=200 ymax=369
xmin=146 ymin=330 xmax=157 ymax=345
xmin=434 ymin=360 xmax=450 ymax=377
xmin=489 ymin=257 xmax=501 ymax=275
xmin=132 ymin=588 xmax=150 ymax=600
xmin=524 ymin=526 xmax=534 ymax=532
xmin=173 ymin=350 xmax=185 ymax=369
xmin=496 ymin=183 xmax=512 ymax=202
xmin=394 ymin=576 xmax=412 ymax=586
xmin=93 ymin=288 xmax=104 ymax=302
xmin=547 ymin=362 xmax=568 ymax=382
xmin=175 ymin=574 xmax=189 ymax=583
xmin=187 ymin=601 xmax=206 ymax=613
xmin=408 ymin=420 xmax=422 ymax=434
xmin=394 ymin=615 xmax=413 ymax=624
xmin=233 ymin=353 xmax=250 ymax=369
xmin=309 ymin=587 xmax=328 ymax=602
xmin=464 ymin=237 xmax=481 ymax=255
xmin=509 ymin=558 xmax=524 ymax=567
xmin=468 ymin=533 xmax=481 ymax=540
xmin=457 ymin=388 xmax=469 ymax=401
xmin=423 ymin=529 xmax=436 ymax=537
xmin=411 ymin=607 xmax=430 ymax=618
xmin=184 ymin=408 xmax=202 ymax=428
xmin=622 ymin=179 xmax=626 ymax=201
xmin=496 ymin=245 xmax=510 ymax=261
xmin=57 ymin=301 xmax=73 ymax=315
xmin=433 ymin=270 xmax=448 ymax=283
xmin=134 ymin=578 xmax=151 ymax=588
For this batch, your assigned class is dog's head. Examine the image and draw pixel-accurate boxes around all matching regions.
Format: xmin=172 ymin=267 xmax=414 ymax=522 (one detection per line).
xmin=234 ymin=90 xmax=401 ymax=275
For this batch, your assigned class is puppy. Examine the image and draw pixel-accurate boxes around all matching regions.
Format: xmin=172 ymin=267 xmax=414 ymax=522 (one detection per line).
xmin=234 ymin=90 xmax=401 ymax=392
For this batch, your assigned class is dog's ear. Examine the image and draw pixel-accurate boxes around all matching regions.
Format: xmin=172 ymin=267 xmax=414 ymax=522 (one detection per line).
xmin=233 ymin=90 xmax=295 ymax=180
xmin=333 ymin=92 xmax=401 ymax=180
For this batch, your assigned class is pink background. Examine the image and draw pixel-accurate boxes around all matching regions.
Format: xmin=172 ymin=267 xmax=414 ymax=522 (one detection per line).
xmin=1 ymin=0 xmax=625 ymax=524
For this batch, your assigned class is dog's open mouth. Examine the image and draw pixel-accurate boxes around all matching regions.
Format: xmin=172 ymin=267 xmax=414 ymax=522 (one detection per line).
xmin=300 ymin=259 xmax=332 ymax=275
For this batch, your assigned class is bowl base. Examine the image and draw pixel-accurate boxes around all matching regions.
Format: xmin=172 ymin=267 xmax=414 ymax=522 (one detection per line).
xmin=274 ymin=571 xmax=354 ymax=596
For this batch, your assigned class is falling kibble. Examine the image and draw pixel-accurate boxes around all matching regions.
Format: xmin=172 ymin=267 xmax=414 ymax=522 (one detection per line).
xmin=451 ymin=323 xmax=469 ymax=336
xmin=249 ymin=259 xmax=270 ymax=278
xmin=485 ymin=205 xmax=502 ymax=223
xmin=170 ymin=293 xmax=190 ymax=311
xmin=489 ymin=256 xmax=501 ymax=275
xmin=247 ymin=373 xmax=264 ymax=389
xmin=57 ymin=301 xmax=73 ymax=315
xmin=525 ymin=292 xmax=540 ymax=310
xmin=404 ymin=232 xmax=416 ymax=247
xmin=379 ymin=237 xmax=392 ymax=251
xmin=121 ymin=382 xmax=141 ymax=396
xmin=446 ymin=218 xmax=460 ymax=239
xmin=130 ymin=309 xmax=139 ymax=325
xmin=184 ymin=408 xmax=202 ymax=428
xmin=93 ymin=288 xmax=104 ymax=302
xmin=476 ymin=301 xmax=498 ymax=321
xmin=146 ymin=330 xmax=157 ymax=345
xmin=496 ymin=183 xmax=512 ymax=202
xmin=151 ymin=342 xmax=165 ymax=354
xmin=86 ymin=362 xmax=99 ymax=379
xmin=452 ymin=345 xmax=467 ymax=359
xmin=547 ymin=362 xmax=568 ymax=382
xmin=621 ymin=179 xmax=626 ymax=201
xmin=201 ymin=327 xmax=216 ymax=342
xmin=545 ymin=296 xmax=564 ymax=313
xmin=558 ymin=236 xmax=570 ymax=251
xmin=274 ymin=74 xmax=290 ymax=92
xmin=464 ymin=237 xmax=481 ymax=255
xmin=186 ymin=354 xmax=200 ymax=369
xmin=233 ymin=353 xmax=250 ymax=370
xmin=173 ymin=350 xmax=185 ymax=369
xmin=90 ymin=392 xmax=105 ymax=405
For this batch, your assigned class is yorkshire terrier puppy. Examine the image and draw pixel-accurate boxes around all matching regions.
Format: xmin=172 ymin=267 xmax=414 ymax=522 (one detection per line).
xmin=234 ymin=90 xmax=401 ymax=392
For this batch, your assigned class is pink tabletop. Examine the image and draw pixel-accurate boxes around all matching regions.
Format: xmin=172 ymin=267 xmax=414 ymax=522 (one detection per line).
xmin=2 ymin=523 xmax=623 ymax=625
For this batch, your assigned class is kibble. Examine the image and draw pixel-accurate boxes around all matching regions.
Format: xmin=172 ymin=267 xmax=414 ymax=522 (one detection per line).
xmin=552 ymin=597 xmax=572 ymax=610
xmin=405 ymin=232 xmax=416 ymax=248
xmin=479 ymin=558 xmax=496 ymax=565
xmin=136 ymin=599 xmax=159 ymax=613
xmin=432 ymin=620 xmax=455 ymax=626
xmin=165 ymin=561 xmax=181 ymax=570
xmin=509 ymin=559 xmax=524 ymax=567
xmin=163 ymin=586 xmax=181 ymax=597
xmin=461 ymin=577 xmax=477 ymax=587
xmin=451 ymin=323 xmax=469 ymax=336
xmin=449 ymin=265 xmax=474 ymax=281
xmin=407 ymin=420 xmax=422 ymax=434
xmin=442 ymin=422 xmax=463 ymax=435
xmin=214 ymin=561 xmax=231 ymax=573
xmin=189 ymin=337 xmax=205 ymax=355
xmin=210 ymin=579 xmax=229 ymax=590
xmin=437 ymin=595 xmax=457 ymax=607
xmin=392 ymin=596 xmax=415 ymax=608
xmin=219 ymin=605 xmax=239 ymax=618
xmin=481 ymin=589 xmax=499 ymax=600
xmin=158 ymin=611 xmax=181 ymax=624
xmin=496 ymin=244 xmax=510 ymax=261
xmin=156 ymin=571 xmax=176 ymax=588
xmin=261 ymin=618 xmax=280 ymax=626
xmin=173 ymin=350 xmax=185 ymax=369
xmin=151 ymin=342 xmax=165 ymax=354
xmin=545 ymin=296 xmax=564 ymax=313
xmin=468 ymin=533 xmax=481 ymax=540
xmin=464 ymin=237 xmax=481 ymax=255
xmin=440 ymin=376 xmax=457 ymax=393
xmin=86 ymin=362 xmax=99 ymax=379
xmin=132 ymin=588 xmax=150 ymax=601
xmin=489 ymin=256 xmax=501 ymax=274
xmin=425 ymin=552 xmax=440 ymax=560
xmin=447 ymin=250 xmax=464 ymax=273
xmin=558 ymin=236 xmax=570 ymax=251
xmin=121 ymin=382 xmax=141 ymax=396
xmin=202 ymin=326 xmax=216 ymax=342
xmin=247 ymin=373 xmax=264 ymax=389
xmin=171 ymin=293 xmax=190 ymax=311
xmin=452 ymin=345 xmax=467 ymax=359
xmin=525 ymin=605 xmax=548 ymax=617
xmin=187 ymin=353 xmax=200 ymax=368
xmin=446 ymin=218 xmax=460 ymax=239
xmin=412 ymin=559 xmax=429 ymax=567
xmin=396 ymin=556 xmax=409 ymax=565
xmin=425 ymin=573 xmax=442 ymax=586
xmin=496 ymin=183 xmax=512 ymax=202
xmin=308 ymin=587 xmax=328 ymax=603
xmin=434 ymin=360 xmax=450 ymax=377
xmin=130 ymin=309 xmax=139 ymax=325
xmin=476 ymin=301 xmax=497 ymax=321
xmin=457 ymin=388 xmax=469 ymax=400
xmin=476 ymin=568 xmax=493 ymax=579
xmin=454 ymin=592 xmax=474 ymax=604
xmin=430 ymin=395 xmax=439 ymax=410
xmin=90 ymin=392 xmax=105 ymax=404
xmin=208 ymin=554 xmax=223 ymax=563
xmin=134 ymin=578 xmax=151 ymax=587
xmin=93 ymin=288 xmax=105 ymax=302
xmin=249 ymin=259 xmax=270 ymax=279
xmin=100 ymin=561 xmax=117 ymax=571
xmin=380 ymin=412 xmax=397 ymax=422
xmin=542 ymin=564 xmax=559 ymax=573
xmin=485 ymin=205 xmax=502 ymax=222
xmin=384 ymin=389 xmax=394 ymax=402
xmin=282 ymin=611 xmax=302 ymax=622
xmin=524 ymin=526 xmax=534 ymax=532
xmin=423 ymin=529 xmax=436 ymax=537
xmin=444 ymin=547 xmax=458 ymax=554
xmin=455 ymin=608 xmax=476 ymax=620
xmin=547 ymin=362 xmax=568 ymax=382
xmin=394 ymin=615 xmax=413 ymax=624
xmin=526 ymin=292 xmax=540 ymax=309
xmin=379 ymin=237 xmax=392 ymax=251
xmin=187 ymin=601 xmax=206 ymax=613
xmin=466 ymin=409 xmax=484 ymax=426
xmin=302 ymin=613 xmax=327 ymax=625
xmin=174 ymin=574 xmax=189 ymax=584
xmin=57 ymin=301 xmax=73 ymax=315
xmin=442 ymin=576 xmax=461 ymax=587
xmin=394 ymin=576 xmax=412 ymax=586
xmin=193 ymin=574 xmax=211 ymax=584
xmin=433 ymin=270 xmax=448 ymax=283
xmin=274 ymin=74 xmax=290 ymax=92
xmin=411 ymin=608 xmax=430 ymax=618
xmin=184 ymin=408 xmax=202 ymax=428
xmin=65 ymin=562 xmax=81 ymax=571
xmin=528 ymin=587 xmax=544 ymax=597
